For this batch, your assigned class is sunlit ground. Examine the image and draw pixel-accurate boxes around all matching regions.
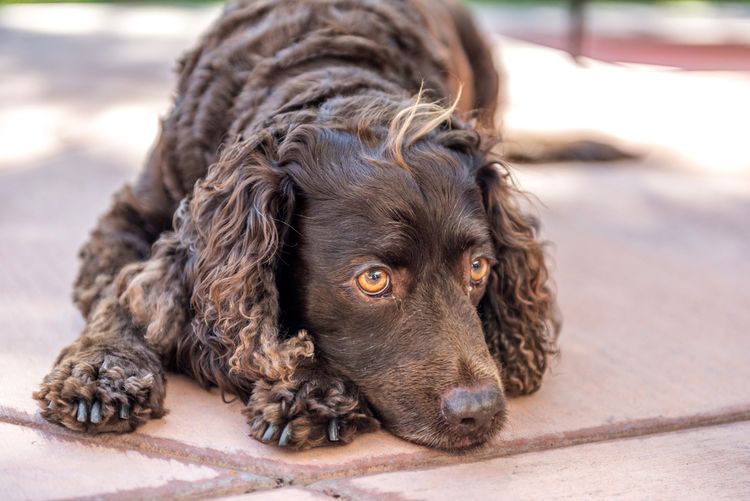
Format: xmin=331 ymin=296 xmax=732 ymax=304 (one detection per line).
xmin=0 ymin=4 xmax=220 ymax=168
xmin=1 ymin=3 xmax=748 ymax=180
xmin=499 ymin=37 xmax=750 ymax=178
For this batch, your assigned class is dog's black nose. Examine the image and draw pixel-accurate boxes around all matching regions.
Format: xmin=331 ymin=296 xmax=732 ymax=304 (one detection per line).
xmin=440 ymin=383 xmax=504 ymax=434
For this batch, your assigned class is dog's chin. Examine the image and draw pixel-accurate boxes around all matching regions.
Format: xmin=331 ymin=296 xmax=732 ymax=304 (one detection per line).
xmin=391 ymin=416 xmax=505 ymax=453
xmin=434 ymin=433 xmax=496 ymax=452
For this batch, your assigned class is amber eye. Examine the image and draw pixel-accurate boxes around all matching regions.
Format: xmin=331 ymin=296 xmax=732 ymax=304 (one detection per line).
xmin=356 ymin=268 xmax=391 ymax=296
xmin=470 ymin=257 xmax=490 ymax=283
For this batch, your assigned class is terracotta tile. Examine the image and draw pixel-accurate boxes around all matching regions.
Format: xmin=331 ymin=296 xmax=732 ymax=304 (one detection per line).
xmin=507 ymin=164 xmax=750 ymax=437
xmin=0 ymin=422 xmax=272 ymax=501
xmin=5 ymin=162 xmax=748 ymax=482
xmin=315 ymin=422 xmax=750 ymax=500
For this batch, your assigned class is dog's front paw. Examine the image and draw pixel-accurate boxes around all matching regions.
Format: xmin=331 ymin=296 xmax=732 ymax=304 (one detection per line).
xmin=249 ymin=413 xmax=350 ymax=449
xmin=245 ymin=376 xmax=379 ymax=449
xmin=34 ymin=349 xmax=166 ymax=433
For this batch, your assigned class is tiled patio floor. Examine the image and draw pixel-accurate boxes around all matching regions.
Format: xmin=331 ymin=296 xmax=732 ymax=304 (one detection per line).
xmin=1 ymin=4 xmax=748 ymax=500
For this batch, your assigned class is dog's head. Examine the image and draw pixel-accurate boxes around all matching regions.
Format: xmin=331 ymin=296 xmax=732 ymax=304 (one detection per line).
xmin=185 ymin=94 xmax=558 ymax=450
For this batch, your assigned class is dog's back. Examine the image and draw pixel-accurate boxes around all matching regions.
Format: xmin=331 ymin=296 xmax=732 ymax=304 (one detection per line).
xmin=156 ymin=0 xmax=497 ymax=200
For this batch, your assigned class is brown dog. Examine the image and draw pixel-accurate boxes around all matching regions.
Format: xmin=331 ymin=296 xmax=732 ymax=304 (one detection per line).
xmin=34 ymin=0 xmax=559 ymax=450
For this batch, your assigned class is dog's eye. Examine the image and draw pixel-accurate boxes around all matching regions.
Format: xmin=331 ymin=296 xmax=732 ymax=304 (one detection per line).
xmin=356 ymin=268 xmax=391 ymax=296
xmin=470 ymin=257 xmax=490 ymax=284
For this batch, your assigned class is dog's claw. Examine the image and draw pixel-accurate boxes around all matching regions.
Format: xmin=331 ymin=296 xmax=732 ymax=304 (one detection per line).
xmin=328 ymin=418 xmax=340 ymax=442
xmin=119 ymin=403 xmax=130 ymax=420
xmin=279 ymin=423 xmax=292 ymax=447
xmin=47 ymin=400 xmax=55 ymax=410
xmin=90 ymin=400 xmax=102 ymax=424
xmin=76 ymin=400 xmax=87 ymax=423
xmin=261 ymin=423 xmax=278 ymax=443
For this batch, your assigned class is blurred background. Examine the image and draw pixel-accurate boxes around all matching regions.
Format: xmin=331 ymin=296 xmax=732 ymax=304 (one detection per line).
xmin=2 ymin=0 xmax=749 ymax=173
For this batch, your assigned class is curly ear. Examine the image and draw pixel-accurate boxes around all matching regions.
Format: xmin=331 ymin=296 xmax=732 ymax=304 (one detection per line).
xmin=476 ymin=162 xmax=560 ymax=396
xmin=177 ymin=142 xmax=313 ymax=398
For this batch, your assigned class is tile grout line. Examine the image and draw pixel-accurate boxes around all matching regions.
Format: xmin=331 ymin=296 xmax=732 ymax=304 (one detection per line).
xmin=0 ymin=410 xmax=285 ymax=499
xmin=303 ymin=411 xmax=750 ymax=501
xmin=2 ymin=403 xmax=750 ymax=489
xmin=0 ymin=405 xmax=295 ymax=482
xmin=446 ymin=404 xmax=750 ymax=471
xmin=61 ymin=471 xmax=280 ymax=501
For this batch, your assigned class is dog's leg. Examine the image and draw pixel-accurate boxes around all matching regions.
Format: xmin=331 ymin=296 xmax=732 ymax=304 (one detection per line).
xmin=244 ymin=366 xmax=379 ymax=449
xmin=74 ymin=129 xmax=189 ymax=318
xmin=34 ymin=292 xmax=167 ymax=433
xmin=36 ymin=228 xmax=191 ymax=432
xmin=501 ymin=130 xmax=638 ymax=164
xmin=74 ymin=187 xmax=166 ymax=318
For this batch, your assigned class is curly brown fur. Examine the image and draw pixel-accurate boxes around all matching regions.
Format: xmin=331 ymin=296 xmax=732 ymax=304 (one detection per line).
xmin=476 ymin=164 xmax=561 ymax=395
xmin=36 ymin=0 xmax=558 ymax=450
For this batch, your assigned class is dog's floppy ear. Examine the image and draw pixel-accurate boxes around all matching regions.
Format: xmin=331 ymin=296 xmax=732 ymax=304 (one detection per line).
xmin=475 ymin=162 xmax=560 ymax=396
xmin=181 ymin=137 xmax=313 ymax=397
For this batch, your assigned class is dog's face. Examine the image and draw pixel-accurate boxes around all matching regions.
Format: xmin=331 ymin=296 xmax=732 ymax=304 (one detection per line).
xmin=280 ymin=127 xmax=506 ymax=449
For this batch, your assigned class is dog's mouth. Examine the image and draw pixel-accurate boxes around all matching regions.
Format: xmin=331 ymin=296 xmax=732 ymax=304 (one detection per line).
xmin=402 ymin=423 xmax=502 ymax=452
xmin=361 ymin=378 xmax=507 ymax=452
xmin=441 ymin=433 xmax=495 ymax=451
xmin=386 ymin=406 xmax=507 ymax=452
xmin=440 ymin=410 xmax=506 ymax=452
